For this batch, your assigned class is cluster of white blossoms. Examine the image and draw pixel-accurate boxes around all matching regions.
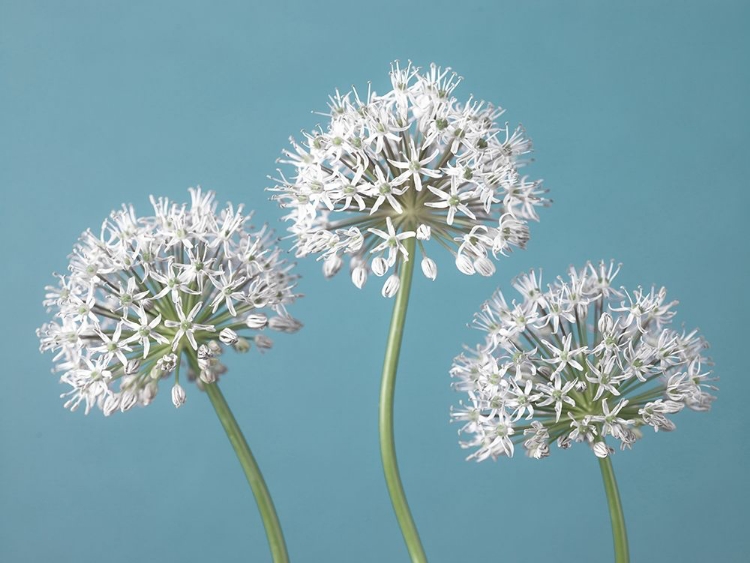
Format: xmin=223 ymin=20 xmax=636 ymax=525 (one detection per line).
xmin=37 ymin=188 xmax=302 ymax=415
xmin=271 ymin=61 xmax=548 ymax=297
xmin=451 ymin=261 xmax=716 ymax=461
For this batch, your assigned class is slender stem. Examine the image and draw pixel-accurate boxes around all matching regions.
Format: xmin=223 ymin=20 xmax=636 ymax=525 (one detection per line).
xmin=205 ymin=382 xmax=290 ymax=563
xmin=598 ymin=455 xmax=630 ymax=563
xmin=379 ymin=236 xmax=427 ymax=563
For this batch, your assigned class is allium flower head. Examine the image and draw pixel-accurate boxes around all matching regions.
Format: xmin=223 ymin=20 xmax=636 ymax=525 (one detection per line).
xmin=37 ymin=188 xmax=301 ymax=415
xmin=450 ymin=261 xmax=715 ymax=461
xmin=271 ymin=61 xmax=548 ymax=296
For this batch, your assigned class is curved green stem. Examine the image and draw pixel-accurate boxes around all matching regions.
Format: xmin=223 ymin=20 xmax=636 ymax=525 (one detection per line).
xmin=379 ymin=237 xmax=427 ymax=563
xmin=599 ymin=455 xmax=630 ymax=563
xmin=205 ymin=382 xmax=290 ymax=563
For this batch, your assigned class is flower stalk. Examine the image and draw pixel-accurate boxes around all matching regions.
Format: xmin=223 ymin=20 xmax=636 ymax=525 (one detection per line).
xmin=205 ymin=381 xmax=290 ymax=563
xmin=599 ymin=455 xmax=629 ymax=563
xmin=379 ymin=236 xmax=427 ymax=562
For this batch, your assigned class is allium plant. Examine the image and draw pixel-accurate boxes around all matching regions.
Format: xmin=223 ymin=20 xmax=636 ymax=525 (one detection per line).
xmin=271 ymin=61 xmax=548 ymax=298
xmin=271 ymin=62 xmax=547 ymax=562
xmin=37 ymin=188 xmax=299 ymax=562
xmin=451 ymin=260 xmax=716 ymax=562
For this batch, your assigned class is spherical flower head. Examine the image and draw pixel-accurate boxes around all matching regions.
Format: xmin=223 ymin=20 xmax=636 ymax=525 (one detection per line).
xmin=450 ymin=260 xmax=716 ymax=461
xmin=37 ymin=188 xmax=302 ymax=415
xmin=270 ymin=61 xmax=549 ymax=297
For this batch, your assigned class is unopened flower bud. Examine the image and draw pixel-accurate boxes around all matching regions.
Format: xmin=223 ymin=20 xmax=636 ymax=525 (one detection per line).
xmin=269 ymin=315 xmax=303 ymax=333
xmin=421 ymin=257 xmax=437 ymax=281
xmin=474 ymin=257 xmax=496 ymax=277
xmin=234 ymin=337 xmax=251 ymax=353
xmin=246 ymin=313 xmax=268 ymax=330
xmin=103 ymin=395 xmax=120 ymax=417
xmin=120 ymin=391 xmax=138 ymax=412
xmin=351 ymin=266 xmax=368 ymax=289
xmin=208 ymin=341 xmax=223 ymax=355
xmin=157 ymin=353 xmax=178 ymax=373
xmin=372 ymin=256 xmax=388 ymax=277
xmin=557 ymin=435 xmax=571 ymax=450
xmin=197 ymin=344 xmax=213 ymax=360
xmin=323 ymin=254 xmax=343 ymax=278
xmin=141 ymin=381 xmax=158 ymax=404
xmin=255 ymin=335 xmax=273 ymax=351
xmin=219 ymin=328 xmax=239 ymax=345
xmin=592 ymin=442 xmax=612 ymax=458
xmin=416 ymin=224 xmax=431 ymax=240
xmin=382 ymin=274 xmax=400 ymax=298
xmin=171 ymin=383 xmax=186 ymax=408
xmin=200 ymin=368 xmax=217 ymax=384
xmin=456 ymin=254 xmax=475 ymax=275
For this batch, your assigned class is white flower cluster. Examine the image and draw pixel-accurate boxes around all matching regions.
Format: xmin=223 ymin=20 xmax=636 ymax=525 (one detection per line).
xmin=451 ymin=261 xmax=715 ymax=461
xmin=271 ymin=61 xmax=548 ymax=297
xmin=37 ymin=188 xmax=301 ymax=415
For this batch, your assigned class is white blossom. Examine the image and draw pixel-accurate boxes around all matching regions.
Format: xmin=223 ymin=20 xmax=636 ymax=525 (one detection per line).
xmin=450 ymin=260 xmax=716 ymax=461
xmin=37 ymin=188 xmax=302 ymax=415
xmin=270 ymin=61 xmax=548 ymax=296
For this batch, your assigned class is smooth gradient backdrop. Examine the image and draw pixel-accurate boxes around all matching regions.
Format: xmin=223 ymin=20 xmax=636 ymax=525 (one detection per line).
xmin=1 ymin=1 xmax=748 ymax=562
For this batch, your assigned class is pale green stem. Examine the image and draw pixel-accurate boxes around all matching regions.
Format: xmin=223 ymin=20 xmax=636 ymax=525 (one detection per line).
xmin=379 ymin=236 xmax=427 ymax=563
xmin=599 ymin=455 xmax=630 ymax=563
xmin=205 ymin=382 xmax=290 ymax=563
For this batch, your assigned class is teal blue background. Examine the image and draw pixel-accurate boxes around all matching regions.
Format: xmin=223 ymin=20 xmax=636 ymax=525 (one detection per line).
xmin=1 ymin=1 xmax=748 ymax=561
